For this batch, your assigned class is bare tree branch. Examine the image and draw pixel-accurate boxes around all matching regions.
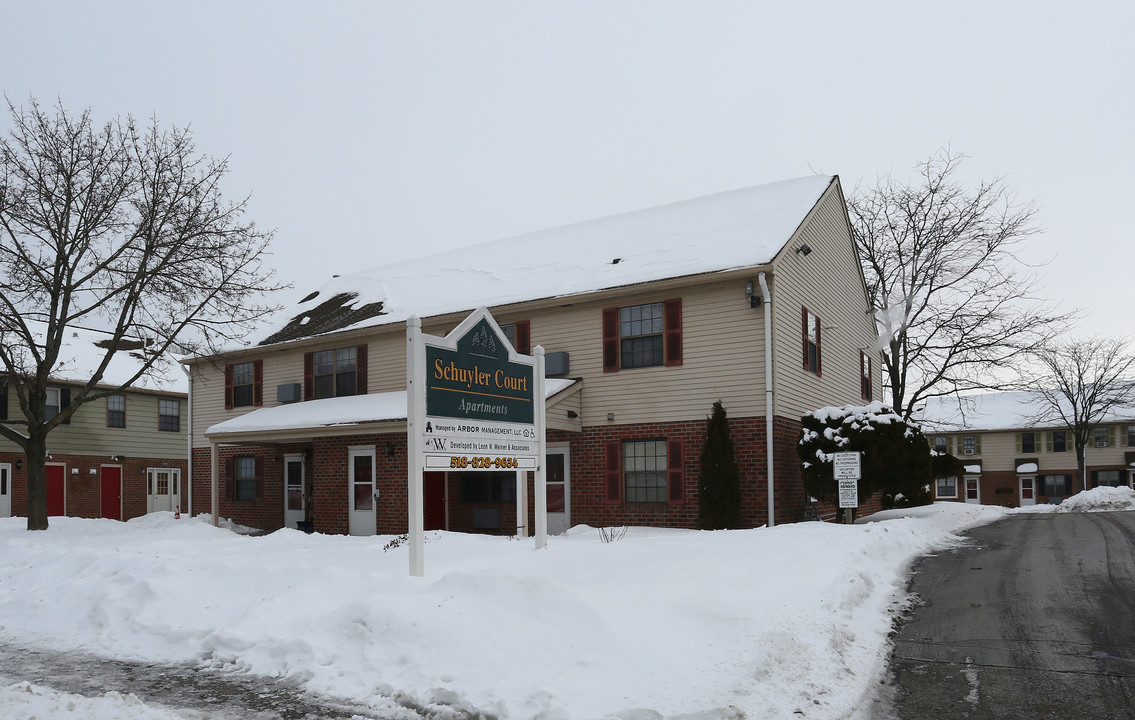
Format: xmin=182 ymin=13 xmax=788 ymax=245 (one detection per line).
xmin=0 ymin=96 xmax=287 ymax=530
xmin=849 ymin=149 xmax=1076 ymax=420
xmin=1023 ymin=337 xmax=1135 ymax=489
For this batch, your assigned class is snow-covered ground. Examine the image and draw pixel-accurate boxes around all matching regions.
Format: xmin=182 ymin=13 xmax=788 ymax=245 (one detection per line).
xmin=4 ymin=497 xmax=1108 ymax=720
xmin=0 ymin=681 xmax=215 ymax=720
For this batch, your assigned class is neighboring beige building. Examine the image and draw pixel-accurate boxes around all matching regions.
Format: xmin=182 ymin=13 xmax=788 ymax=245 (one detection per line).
xmin=185 ymin=175 xmax=880 ymax=535
xmin=920 ymin=392 xmax=1135 ymax=507
xmin=0 ymin=328 xmax=188 ymax=521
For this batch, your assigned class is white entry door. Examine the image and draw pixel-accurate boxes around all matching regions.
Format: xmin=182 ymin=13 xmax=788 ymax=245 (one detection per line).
xmin=964 ymin=476 xmax=981 ymax=505
xmin=147 ymin=468 xmax=181 ymax=513
xmin=0 ymin=463 xmax=10 ymax=518
xmin=284 ymin=454 xmax=306 ymax=530
xmin=546 ymin=447 xmax=570 ymax=535
xmin=1019 ymin=476 xmax=1036 ymax=506
xmin=348 ymin=447 xmax=377 ymax=536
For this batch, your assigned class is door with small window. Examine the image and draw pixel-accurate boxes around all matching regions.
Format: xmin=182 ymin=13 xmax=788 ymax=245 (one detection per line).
xmin=0 ymin=463 xmax=10 ymax=518
xmin=147 ymin=468 xmax=181 ymax=513
xmin=1019 ymin=476 xmax=1036 ymax=506
xmin=964 ymin=476 xmax=981 ymax=504
xmin=348 ymin=447 xmax=377 ymax=536
xmin=546 ymin=447 xmax=570 ymax=535
xmin=284 ymin=454 xmax=306 ymax=530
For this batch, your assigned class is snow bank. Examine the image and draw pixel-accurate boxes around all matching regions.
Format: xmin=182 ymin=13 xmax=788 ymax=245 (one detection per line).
xmin=1056 ymin=486 xmax=1133 ymax=513
xmin=0 ymin=505 xmax=1005 ymax=720
xmin=0 ymin=681 xmax=201 ymax=720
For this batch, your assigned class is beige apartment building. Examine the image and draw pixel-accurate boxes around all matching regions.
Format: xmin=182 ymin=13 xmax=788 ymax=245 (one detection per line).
xmin=184 ymin=175 xmax=881 ymax=535
xmin=921 ymin=392 xmax=1135 ymax=506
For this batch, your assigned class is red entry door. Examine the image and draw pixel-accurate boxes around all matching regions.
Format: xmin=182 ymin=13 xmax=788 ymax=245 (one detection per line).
xmin=101 ymin=466 xmax=122 ymax=520
xmin=424 ymin=472 xmax=446 ymax=531
xmin=46 ymin=465 xmax=65 ymax=516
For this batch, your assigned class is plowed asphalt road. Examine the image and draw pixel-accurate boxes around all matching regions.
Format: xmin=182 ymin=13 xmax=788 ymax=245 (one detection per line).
xmin=886 ymin=511 xmax=1135 ymax=719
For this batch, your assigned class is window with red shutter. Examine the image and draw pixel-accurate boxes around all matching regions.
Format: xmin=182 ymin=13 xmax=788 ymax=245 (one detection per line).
xmin=663 ymin=299 xmax=682 ymax=366
xmin=860 ymin=351 xmax=872 ymax=401
xmin=310 ymin=346 xmax=362 ymax=399
xmin=500 ymin=321 xmax=531 ymax=355
xmin=604 ymin=300 xmax=682 ymax=371
xmin=802 ymin=307 xmax=821 ymax=375
xmin=253 ymin=360 xmax=263 ymax=407
xmin=667 ymin=438 xmax=684 ymax=502
xmin=303 ymin=352 xmax=314 ymax=400
xmin=356 ymin=344 xmax=368 ymax=394
xmin=605 ymin=441 xmax=622 ymax=503
xmin=514 ymin=321 xmax=531 ymax=355
xmin=623 ymin=439 xmax=668 ymax=503
xmin=233 ymin=456 xmax=258 ymax=501
xmin=229 ymin=362 xmax=257 ymax=407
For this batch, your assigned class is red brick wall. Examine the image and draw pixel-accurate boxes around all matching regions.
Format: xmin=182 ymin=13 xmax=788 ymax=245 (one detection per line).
xmin=186 ymin=413 xmax=864 ymax=535
xmin=191 ymin=443 xmax=310 ymax=532
xmin=565 ymin=414 xmax=814 ymax=530
xmin=1 ymin=451 xmax=186 ymax=522
xmin=190 ymin=436 xmax=411 ymax=535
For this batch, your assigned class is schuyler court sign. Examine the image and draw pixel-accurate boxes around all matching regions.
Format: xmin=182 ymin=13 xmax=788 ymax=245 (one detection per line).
xmin=406 ymin=307 xmax=548 ymax=576
xmin=424 ymin=318 xmax=539 ymax=470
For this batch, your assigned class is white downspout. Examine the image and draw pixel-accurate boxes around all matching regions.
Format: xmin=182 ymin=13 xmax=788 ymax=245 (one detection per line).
xmin=180 ymin=363 xmax=192 ymax=517
xmin=758 ymin=272 xmax=775 ymax=527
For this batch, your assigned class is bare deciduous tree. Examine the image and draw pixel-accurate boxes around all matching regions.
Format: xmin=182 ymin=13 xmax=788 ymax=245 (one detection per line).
xmin=1027 ymin=337 xmax=1135 ymax=490
xmin=0 ymin=98 xmax=284 ymax=530
xmin=849 ymin=149 xmax=1073 ymax=420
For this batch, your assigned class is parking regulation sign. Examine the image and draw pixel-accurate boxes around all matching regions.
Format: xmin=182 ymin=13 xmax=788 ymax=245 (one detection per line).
xmin=833 ymin=451 xmax=862 ymax=480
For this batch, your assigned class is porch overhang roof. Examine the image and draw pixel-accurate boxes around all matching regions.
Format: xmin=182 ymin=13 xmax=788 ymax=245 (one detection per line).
xmin=205 ymin=378 xmax=578 ymax=445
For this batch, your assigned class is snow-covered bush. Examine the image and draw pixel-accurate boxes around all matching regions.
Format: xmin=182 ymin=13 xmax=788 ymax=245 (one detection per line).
xmin=797 ymin=402 xmax=934 ymax=508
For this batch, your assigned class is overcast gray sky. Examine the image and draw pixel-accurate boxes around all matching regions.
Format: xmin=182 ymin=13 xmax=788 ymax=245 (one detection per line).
xmin=4 ymin=1 xmax=1130 ymax=338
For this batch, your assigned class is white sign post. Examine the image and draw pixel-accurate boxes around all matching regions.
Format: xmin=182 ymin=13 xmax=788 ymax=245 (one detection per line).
xmin=406 ymin=307 xmax=546 ymax=577
xmin=833 ymin=451 xmax=862 ymax=523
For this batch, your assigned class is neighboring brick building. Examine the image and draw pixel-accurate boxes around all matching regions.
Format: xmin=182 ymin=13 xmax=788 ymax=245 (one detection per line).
xmin=186 ymin=175 xmax=879 ymax=535
xmin=0 ymin=327 xmax=188 ymax=522
xmin=920 ymin=392 xmax=1135 ymax=507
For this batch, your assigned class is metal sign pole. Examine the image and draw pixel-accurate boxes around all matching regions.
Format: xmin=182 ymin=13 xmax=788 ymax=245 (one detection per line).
xmin=534 ymin=346 xmax=547 ymax=549
xmin=407 ymin=316 xmax=425 ymax=577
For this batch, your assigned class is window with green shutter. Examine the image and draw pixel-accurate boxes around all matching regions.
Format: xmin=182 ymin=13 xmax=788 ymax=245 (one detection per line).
xmin=962 ymin=434 xmax=981 ymax=456
xmin=1094 ymin=426 xmax=1112 ymax=448
xmin=1018 ymin=432 xmax=1036 ymax=454
xmin=1050 ymin=431 xmax=1068 ymax=453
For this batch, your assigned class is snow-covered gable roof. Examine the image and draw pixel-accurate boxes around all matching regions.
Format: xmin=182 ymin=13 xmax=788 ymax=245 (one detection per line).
xmin=918 ymin=391 xmax=1135 ymax=432
xmin=253 ymin=175 xmax=836 ymax=346
xmin=16 ymin=323 xmax=187 ymax=395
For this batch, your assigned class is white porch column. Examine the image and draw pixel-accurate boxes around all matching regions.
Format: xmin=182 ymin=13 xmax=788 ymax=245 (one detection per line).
xmin=516 ymin=469 xmax=529 ymax=538
xmin=210 ymin=441 xmax=219 ymax=528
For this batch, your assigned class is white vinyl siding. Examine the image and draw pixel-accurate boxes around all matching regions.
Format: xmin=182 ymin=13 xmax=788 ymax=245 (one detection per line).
xmin=0 ymin=389 xmax=186 ymax=458
xmin=768 ymin=183 xmax=878 ymax=419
